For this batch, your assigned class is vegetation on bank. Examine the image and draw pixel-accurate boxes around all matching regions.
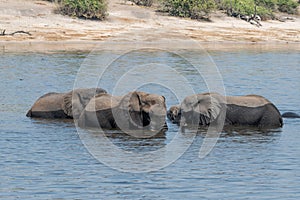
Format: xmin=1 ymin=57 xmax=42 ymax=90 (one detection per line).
xmin=160 ymin=0 xmax=299 ymax=20
xmin=130 ymin=0 xmax=154 ymax=6
xmin=46 ymin=0 xmax=298 ymax=21
xmin=219 ymin=0 xmax=299 ymax=20
xmin=160 ymin=0 xmax=216 ymax=20
xmin=58 ymin=0 xmax=108 ymax=20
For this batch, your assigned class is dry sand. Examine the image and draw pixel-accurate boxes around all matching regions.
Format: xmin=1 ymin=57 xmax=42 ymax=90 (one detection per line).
xmin=0 ymin=0 xmax=299 ymax=52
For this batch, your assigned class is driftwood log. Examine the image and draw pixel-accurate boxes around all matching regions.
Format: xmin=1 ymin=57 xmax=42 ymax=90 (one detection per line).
xmin=0 ymin=29 xmax=31 ymax=36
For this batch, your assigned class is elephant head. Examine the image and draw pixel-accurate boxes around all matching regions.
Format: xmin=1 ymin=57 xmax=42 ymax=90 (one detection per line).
xmin=126 ymin=91 xmax=167 ymax=131
xmin=168 ymin=93 xmax=226 ymax=127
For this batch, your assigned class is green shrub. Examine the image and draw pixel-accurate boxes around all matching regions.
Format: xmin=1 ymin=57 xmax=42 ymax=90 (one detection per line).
xmin=59 ymin=0 xmax=108 ymax=20
xmin=277 ymin=0 xmax=299 ymax=14
xmin=220 ymin=0 xmax=299 ymax=19
xmin=130 ymin=0 xmax=154 ymax=7
xmin=256 ymin=0 xmax=277 ymax=10
xmin=220 ymin=0 xmax=277 ymax=20
xmin=161 ymin=0 xmax=216 ymax=20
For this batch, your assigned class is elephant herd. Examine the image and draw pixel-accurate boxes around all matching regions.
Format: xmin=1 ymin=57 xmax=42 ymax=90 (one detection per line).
xmin=27 ymin=88 xmax=299 ymax=133
xmin=27 ymin=88 xmax=168 ymax=132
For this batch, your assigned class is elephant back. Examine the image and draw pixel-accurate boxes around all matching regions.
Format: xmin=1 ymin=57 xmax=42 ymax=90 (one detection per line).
xmin=78 ymin=93 xmax=122 ymax=128
xmin=26 ymin=92 xmax=67 ymax=118
xmin=226 ymin=95 xmax=271 ymax=107
xmin=84 ymin=93 xmax=120 ymax=112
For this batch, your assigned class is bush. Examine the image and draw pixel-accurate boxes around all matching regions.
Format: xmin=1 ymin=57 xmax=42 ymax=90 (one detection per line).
xmin=257 ymin=0 xmax=277 ymax=10
xmin=221 ymin=0 xmax=274 ymax=19
xmin=277 ymin=0 xmax=299 ymax=14
xmin=161 ymin=0 xmax=216 ymax=20
xmin=130 ymin=0 xmax=154 ymax=7
xmin=220 ymin=0 xmax=299 ymax=19
xmin=59 ymin=0 xmax=108 ymax=20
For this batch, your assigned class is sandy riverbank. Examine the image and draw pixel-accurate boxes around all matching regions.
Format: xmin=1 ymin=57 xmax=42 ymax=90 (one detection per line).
xmin=0 ymin=0 xmax=299 ymax=52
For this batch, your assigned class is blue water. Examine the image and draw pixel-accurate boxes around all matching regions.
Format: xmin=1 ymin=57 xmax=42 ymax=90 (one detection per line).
xmin=0 ymin=46 xmax=299 ymax=199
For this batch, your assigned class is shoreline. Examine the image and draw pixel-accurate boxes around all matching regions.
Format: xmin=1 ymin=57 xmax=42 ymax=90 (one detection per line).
xmin=1 ymin=41 xmax=299 ymax=53
xmin=0 ymin=0 xmax=299 ymax=53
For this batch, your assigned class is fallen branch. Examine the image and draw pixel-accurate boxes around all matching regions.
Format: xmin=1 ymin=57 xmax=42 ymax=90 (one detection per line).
xmin=10 ymin=31 xmax=32 ymax=36
xmin=0 ymin=29 xmax=5 ymax=35
xmin=0 ymin=29 xmax=31 ymax=36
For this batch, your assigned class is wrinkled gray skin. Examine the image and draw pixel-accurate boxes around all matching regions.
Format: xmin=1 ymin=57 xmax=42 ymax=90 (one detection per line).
xmin=26 ymin=88 xmax=107 ymax=119
xmin=168 ymin=93 xmax=284 ymax=128
xmin=78 ymin=91 xmax=168 ymax=133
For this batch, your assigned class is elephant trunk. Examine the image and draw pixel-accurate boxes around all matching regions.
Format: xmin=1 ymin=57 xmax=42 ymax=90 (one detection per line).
xmin=148 ymin=113 xmax=167 ymax=132
xmin=148 ymin=106 xmax=167 ymax=132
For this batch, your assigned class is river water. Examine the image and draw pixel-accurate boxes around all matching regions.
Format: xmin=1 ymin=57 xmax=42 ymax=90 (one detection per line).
xmin=0 ymin=45 xmax=299 ymax=199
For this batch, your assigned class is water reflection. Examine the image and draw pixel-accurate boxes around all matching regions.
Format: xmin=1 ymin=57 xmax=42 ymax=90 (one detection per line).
xmin=84 ymin=129 xmax=167 ymax=153
xmin=220 ymin=126 xmax=281 ymax=144
xmin=29 ymin=117 xmax=75 ymax=127
xmin=221 ymin=125 xmax=282 ymax=135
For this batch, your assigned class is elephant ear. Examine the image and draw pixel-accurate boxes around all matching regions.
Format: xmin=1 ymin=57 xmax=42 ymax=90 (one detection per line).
xmin=129 ymin=91 xmax=143 ymax=112
xmin=205 ymin=96 xmax=222 ymax=122
xmin=62 ymin=91 xmax=73 ymax=118
xmin=62 ymin=89 xmax=85 ymax=119
xmin=62 ymin=88 xmax=107 ymax=119
xmin=118 ymin=92 xmax=138 ymax=110
xmin=181 ymin=94 xmax=222 ymax=125
xmin=130 ymin=92 xmax=145 ymax=127
xmin=117 ymin=92 xmax=143 ymax=128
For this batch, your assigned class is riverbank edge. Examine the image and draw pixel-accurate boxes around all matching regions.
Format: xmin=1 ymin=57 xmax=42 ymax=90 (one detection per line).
xmin=1 ymin=41 xmax=299 ymax=53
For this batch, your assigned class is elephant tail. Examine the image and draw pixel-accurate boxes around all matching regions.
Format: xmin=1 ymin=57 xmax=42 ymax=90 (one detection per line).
xmin=282 ymin=112 xmax=300 ymax=118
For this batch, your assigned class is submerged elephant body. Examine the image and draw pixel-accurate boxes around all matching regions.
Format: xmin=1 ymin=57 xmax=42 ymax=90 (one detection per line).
xmin=225 ymin=95 xmax=282 ymax=127
xmin=78 ymin=91 xmax=168 ymax=132
xmin=27 ymin=88 xmax=298 ymax=131
xmin=26 ymin=92 xmax=68 ymax=118
xmin=26 ymin=88 xmax=107 ymax=119
xmin=168 ymin=93 xmax=283 ymax=128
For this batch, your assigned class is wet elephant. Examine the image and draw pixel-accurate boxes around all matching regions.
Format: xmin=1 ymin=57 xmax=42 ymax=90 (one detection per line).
xmin=78 ymin=91 xmax=168 ymax=133
xmin=168 ymin=93 xmax=285 ymax=128
xmin=26 ymin=88 xmax=107 ymax=119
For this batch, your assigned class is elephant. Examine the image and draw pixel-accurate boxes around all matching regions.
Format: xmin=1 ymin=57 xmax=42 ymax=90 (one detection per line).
xmin=26 ymin=88 xmax=107 ymax=119
xmin=167 ymin=92 xmax=287 ymax=128
xmin=78 ymin=91 xmax=168 ymax=133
